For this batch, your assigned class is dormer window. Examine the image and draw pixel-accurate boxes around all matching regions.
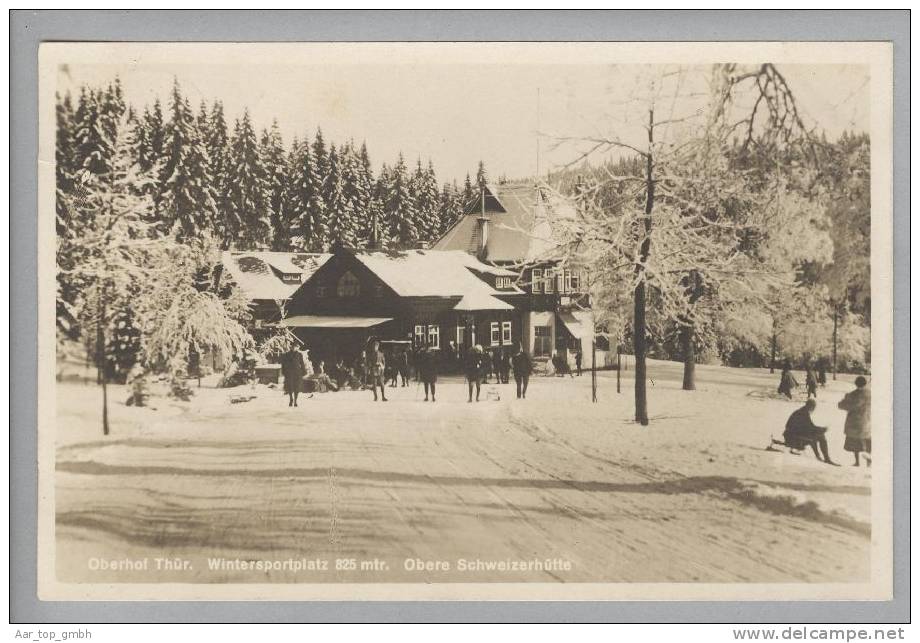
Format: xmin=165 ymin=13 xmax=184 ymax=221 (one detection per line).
xmin=280 ymin=273 xmax=301 ymax=283
xmin=337 ymin=271 xmax=360 ymax=297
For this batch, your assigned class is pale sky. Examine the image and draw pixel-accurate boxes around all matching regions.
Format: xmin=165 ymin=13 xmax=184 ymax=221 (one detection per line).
xmin=58 ymin=61 xmax=870 ymax=185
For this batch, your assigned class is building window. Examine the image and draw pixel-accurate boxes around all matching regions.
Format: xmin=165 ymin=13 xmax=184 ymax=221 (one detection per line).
xmin=556 ymin=270 xmax=565 ymax=293
xmin=414 ymin=324 xmax=426 ymax=347
xmin=533 ymin=325 xmax=552 ymax=357
xmin=316 ymin=286 xmax=327 ymax=298
xmin=501 ymin=321 xmax=512 ymax=344
xmin=531 ymin=268 xmax=542 ymax=294
xmin=490 ymin=322 xmax=500 ymax=346
xmin=427 ymin=325 xmax=440 ymax=349
xmin=564 ymin=270 xmax=572 ymax=293
xmin=374 ymin=285 xmax=383 ymax=298
xmin=571 ymin=271 xmax=581 ymax=292
xmin=337 ymin=271 xmax=360 ymax=297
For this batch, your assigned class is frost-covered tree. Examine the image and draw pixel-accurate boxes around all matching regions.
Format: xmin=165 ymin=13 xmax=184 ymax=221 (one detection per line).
xmin=134 ymin=237 xmax=253 ymax=375
xmin=260 ymin=120 xmax=290 ymax=250
xmin=475 ymin=160 xmax=488 ymax=190
xmin=159 ymin=79 xmax=217 ymax=240
xmin=61 ymin=115 xmax=159 ymax=434
xmin=288 ymin=135 xmax=319 ymax=250
xmin=226 ymin=110 xmax=270 ymax=249
xmin=411 ymin=158 xmax=441 ymax=240
xmin=386 ymin=153 xmax=418 ymax=246
xmin=204 ymin=100 xmax=231 ymax=242
xmin=549 ymin=64 xmax=830 ymax=424
xmin=438 ymin=181 xmax=463 ymax=236
xmin=324 ymin=144 xmax=350 ymax=249
xmin=461 ymin=172 xmax=476 ymax=212
xmin=137 ymin=98 xmax=166 ymax=175
xmin=308 ymin=128 xmax=331 ymax=250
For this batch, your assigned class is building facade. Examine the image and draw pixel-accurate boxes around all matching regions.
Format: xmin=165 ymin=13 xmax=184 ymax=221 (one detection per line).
xmin=282 ymin=248 xmax=525 ymax=366
xmin=432 ymin=183 xmax=594 ymax=364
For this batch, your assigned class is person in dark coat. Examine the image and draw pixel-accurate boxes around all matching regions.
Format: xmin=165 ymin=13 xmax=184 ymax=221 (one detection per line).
xmin=777 ymin=362 xmax=798 ymax=399
xmin=280 ymin=346 xmax=306 ymax=407
xmin=511 ymin=343 xmax=533 ymax=400
xmin=490 ymin=348 xmax=502 ymax=385
xmin=805 ymin=365 xmax=818 ymax=399
xmin=499 ymin=349 xmax=511 ymax=384
xmin=464 ymin=345 xmax=485 ymax=402
xmin=839 ymin=376 xmax=871 ymax=466
xmin=418 ymin=347 xmax=439 ymax=402
xmin=365 ymin=340 xmax=388 ymax=402
xmin=396 ymin=347 xmax=410 ymax=387
xmin=817 ymin=362 xmax=828 ymax=387
xmin=783 ymin=399 xmax=837 ymax=465
xmin=574 ymin=348 xmax=583 ymax=376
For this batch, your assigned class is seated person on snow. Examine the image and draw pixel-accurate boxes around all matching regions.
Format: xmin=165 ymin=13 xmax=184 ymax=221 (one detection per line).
xmin=782 ymin=399 xmax=838 ymax=466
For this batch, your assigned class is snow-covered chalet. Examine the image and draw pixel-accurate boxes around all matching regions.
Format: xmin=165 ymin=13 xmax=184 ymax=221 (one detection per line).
xmin=431 ymin=183 xmax=595 ymax=365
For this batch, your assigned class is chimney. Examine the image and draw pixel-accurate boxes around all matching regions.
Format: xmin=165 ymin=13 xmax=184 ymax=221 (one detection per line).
xmin=476 ymin=186 xmax=489 ymax=259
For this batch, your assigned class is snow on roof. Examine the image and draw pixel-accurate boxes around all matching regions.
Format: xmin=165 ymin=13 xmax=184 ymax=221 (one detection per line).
xmin=453 ymin=292 xmax=515 ymax=311
xmin=222 ymin=251 xmax=331 ymax=301
xmin=352 ymin=249 xmax=520 ymax=300
xmin=432 ymin=183 xmax=562 ymax=262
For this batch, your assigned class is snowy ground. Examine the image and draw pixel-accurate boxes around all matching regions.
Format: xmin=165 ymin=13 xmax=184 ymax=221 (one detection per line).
xmin=55 ymin=359 xmax=871 ymax=584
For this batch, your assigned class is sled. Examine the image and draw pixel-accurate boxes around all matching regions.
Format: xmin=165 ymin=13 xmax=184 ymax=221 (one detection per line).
xmin=484 ymin=384 xmax=501 ymax=401
xmin=766 ymin=434 xmax=813 ymax=454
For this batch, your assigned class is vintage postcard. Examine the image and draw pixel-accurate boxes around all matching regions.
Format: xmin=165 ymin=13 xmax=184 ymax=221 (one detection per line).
xmin=37 ymin=41 xmax=893 ymax=601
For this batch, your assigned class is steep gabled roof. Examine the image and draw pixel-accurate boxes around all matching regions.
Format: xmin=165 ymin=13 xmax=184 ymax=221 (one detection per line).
xmin=222 ymin=251 xmax=331 ymax=301
xmin=433 ymin=183 xmax=559 ymax=263
xmin=350 ymin=249 xmax=521 ymax=305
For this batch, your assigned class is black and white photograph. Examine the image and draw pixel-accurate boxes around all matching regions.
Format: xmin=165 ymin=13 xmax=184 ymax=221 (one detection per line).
xmin=36 ymin=40 xmax=893 ymax=601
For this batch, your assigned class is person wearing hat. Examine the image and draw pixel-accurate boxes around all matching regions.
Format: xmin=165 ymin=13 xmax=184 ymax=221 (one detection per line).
xmin=511 ymin=343 xmax=533 ymax=399
xmin=839 ymin=376 xmax=871 ymax=466
xmin=418 ymin=346 xmax=439 ymax=402
xmin=365 ymin=340 xmax=388 ymax=402
xmin=464 ymin=345 xmax=485 ymax=402
xmin=783 ymin=398 xmax=838 ymax=465
xmin=280 ymin=345 xmax=306 ymax=407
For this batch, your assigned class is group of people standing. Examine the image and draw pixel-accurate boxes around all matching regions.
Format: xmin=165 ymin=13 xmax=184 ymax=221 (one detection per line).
xmin=781 ymin=376 xmax=872 ymax=467
xmin=777 ymin=359 xmax=828 ymax=400
xmin=459 ymin=343 xmax=534 ymax=402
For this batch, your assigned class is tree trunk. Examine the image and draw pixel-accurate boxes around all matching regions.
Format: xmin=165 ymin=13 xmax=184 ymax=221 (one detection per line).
xmin=681 ymin=269 xmax=701 ymax=391
xmin=832 ymin=302 xmax=839 ymax=381
xmin=769 ymin=318 xmax=777 ymax=374
xmin=634 ymin=280 xmax=648 ymax=425
xmin=633 ymin=108 xmax=654 ymax=427
xmin=681 ymin=322 xmax=696 ymax=391
xmin=591 ymin=338 xmax=597 ymax=403
xmin=616 ymin=344 xmax=621 ymax=394
xmin=97 ymin=284 xmax=110 ymax=436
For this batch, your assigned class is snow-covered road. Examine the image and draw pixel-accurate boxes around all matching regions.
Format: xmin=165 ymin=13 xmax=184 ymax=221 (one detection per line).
xmin=54 ymin=360 xmax=872 ymax=584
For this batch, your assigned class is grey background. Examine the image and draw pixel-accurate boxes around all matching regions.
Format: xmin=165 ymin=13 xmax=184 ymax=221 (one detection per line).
xmin=10 ymin=10 xmax=910 ymax=624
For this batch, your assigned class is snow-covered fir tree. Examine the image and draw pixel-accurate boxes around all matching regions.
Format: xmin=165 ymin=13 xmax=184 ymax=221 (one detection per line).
xmin=475 ymin=160 xmax=488 ymax=190
xmin=226 ymin=110 xmax=271 ymax=249
xmin=386 ymin=153 xmax=418 ymax=247
xmin=159 ymin=79 xmax=217 ymax=240
xmin=288 ymin=134 xmax=317 ymax=250
xmin=260 ymin=120 xmax=290 ymax=250
xmin=411 ymin=159 xmax=441 ymax=240
xmin=323 ymin=144 xmax=351 ymax=249
xmin=308 ymin=128 xmax=331 ymax=251
xmin=204 ymin=100 xmax=231 ymax=243
xmin=438 ymin=181 xmax=463 ymax=236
